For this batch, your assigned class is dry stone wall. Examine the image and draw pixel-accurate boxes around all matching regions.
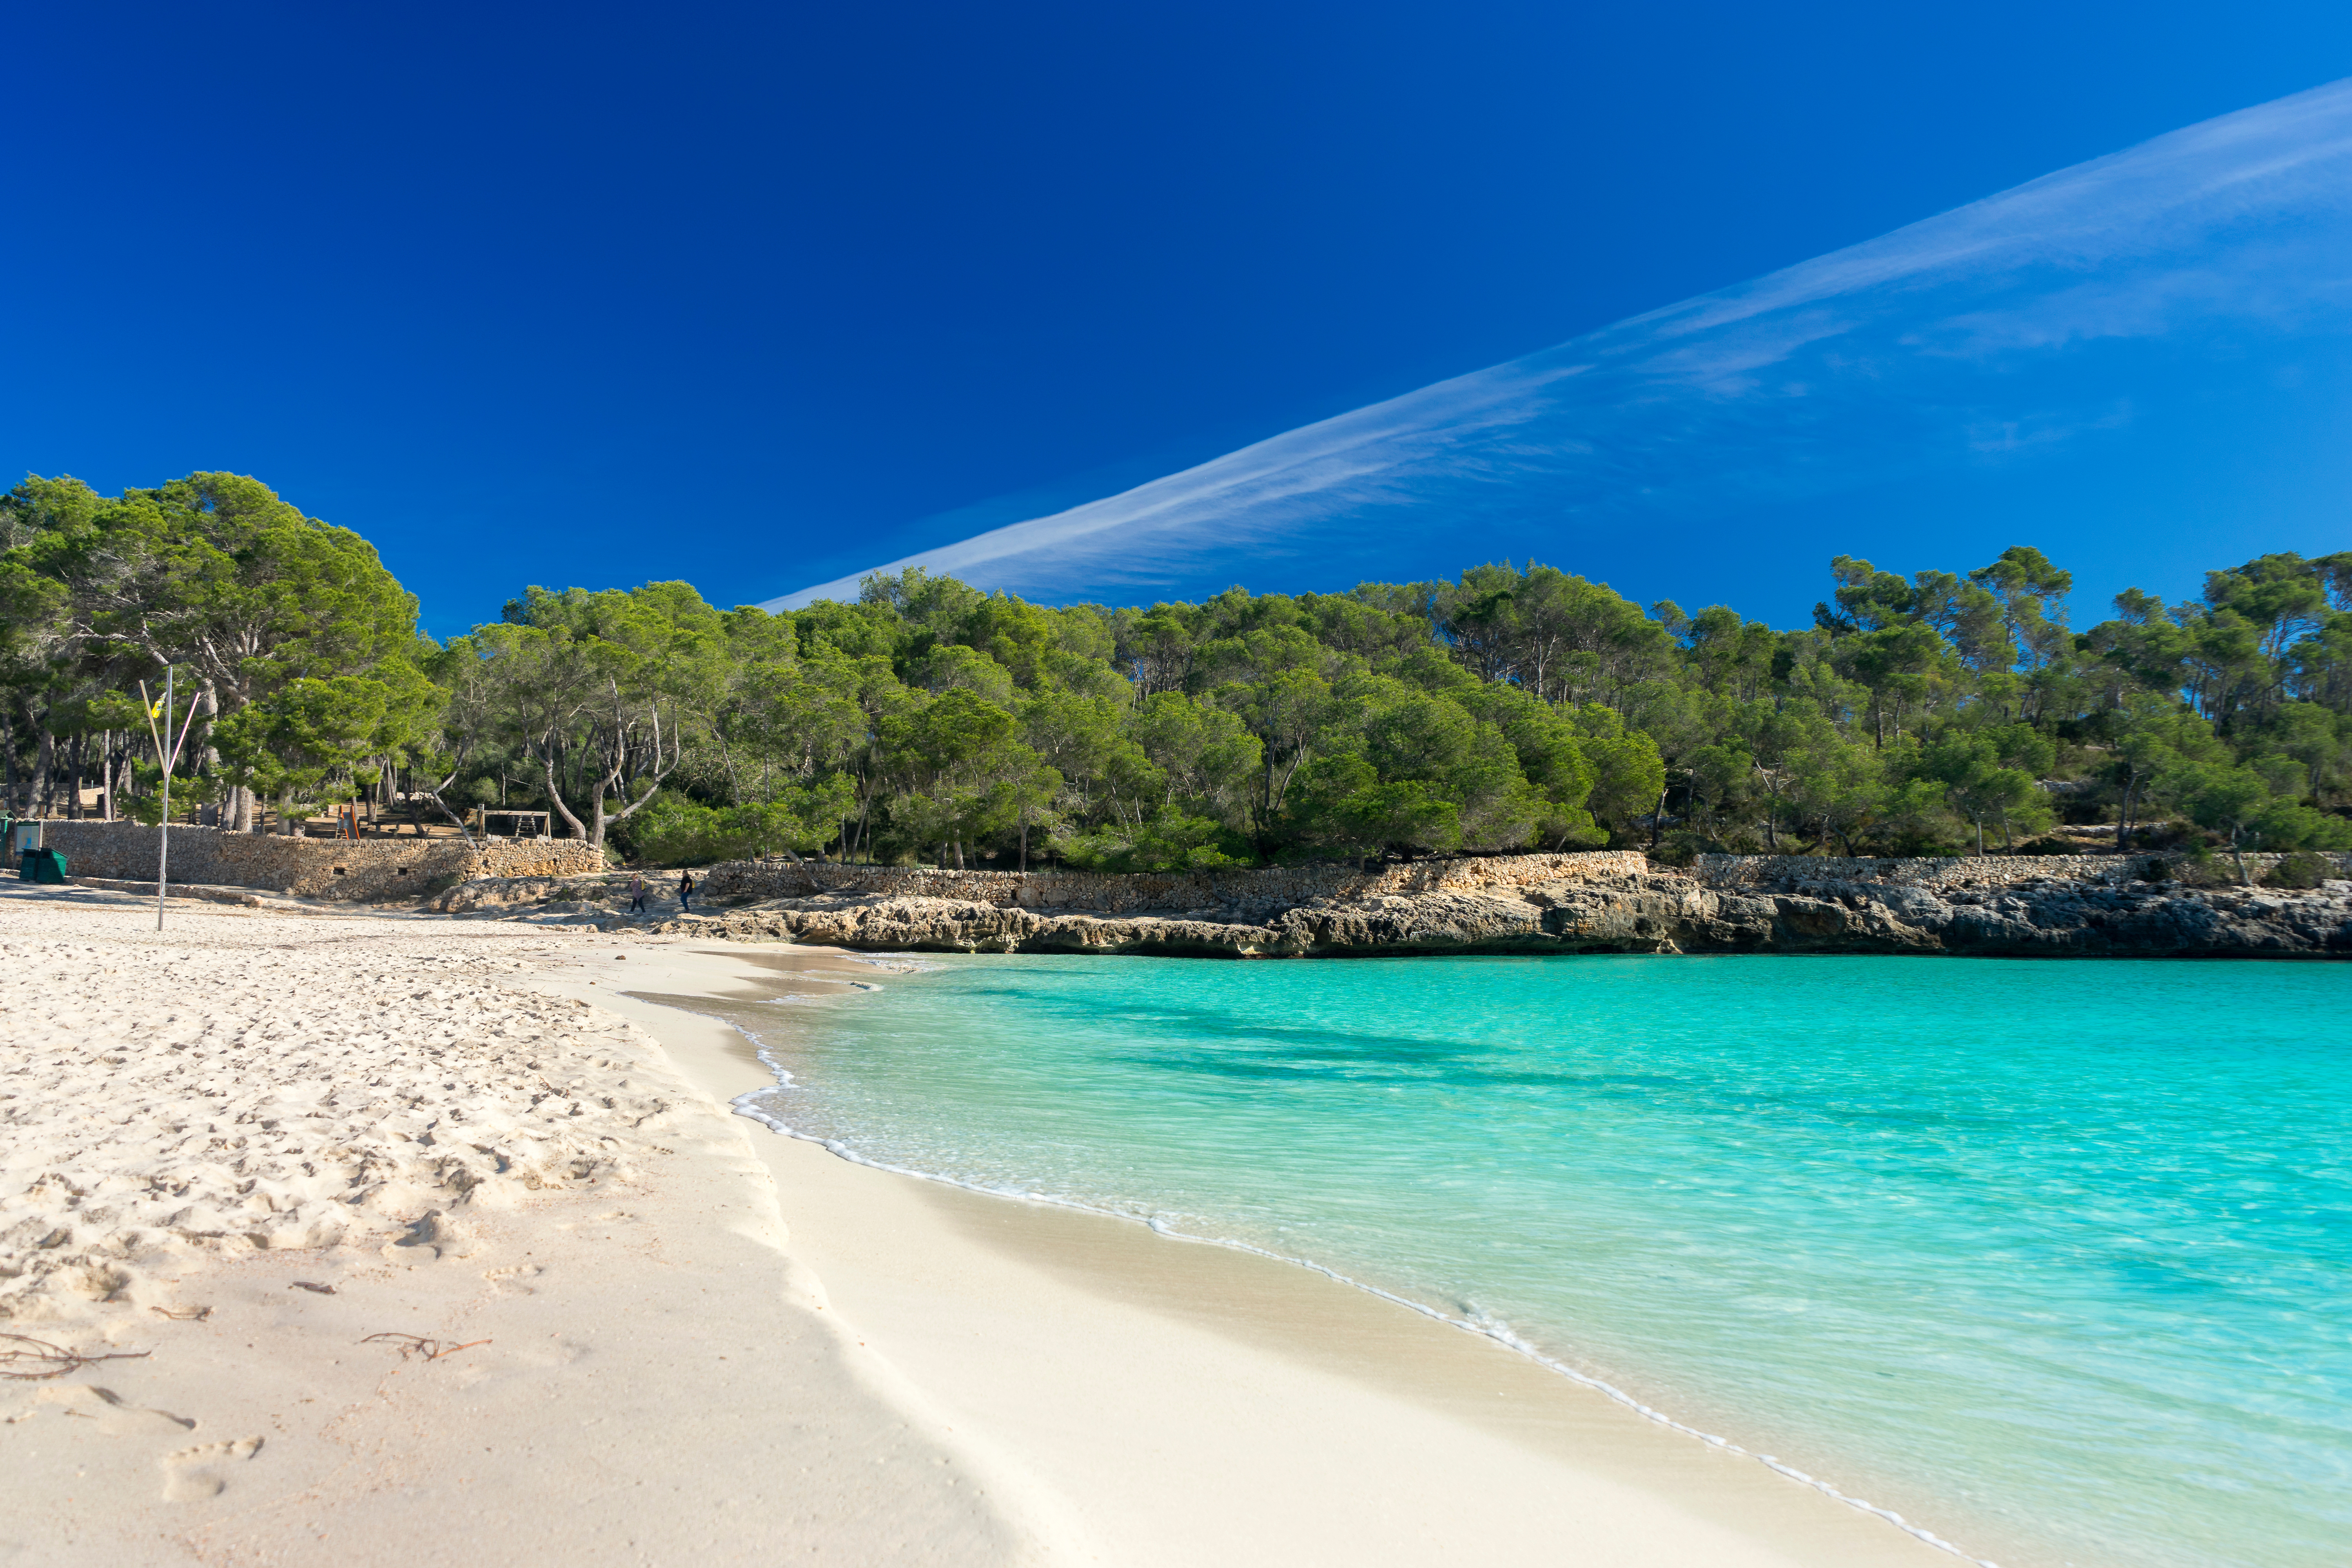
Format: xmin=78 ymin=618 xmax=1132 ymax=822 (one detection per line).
xmin=27 ymin=821 xmax=603 ymax=901
xmin=700 ymin=850 xmax=1651 ymax=915
xmin=1692 ymin=850 xmax=2352 ymax=890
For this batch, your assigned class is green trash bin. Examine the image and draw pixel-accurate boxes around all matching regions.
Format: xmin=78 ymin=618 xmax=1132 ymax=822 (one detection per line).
xmin=20 ymin=847 xmax=68 ymax=884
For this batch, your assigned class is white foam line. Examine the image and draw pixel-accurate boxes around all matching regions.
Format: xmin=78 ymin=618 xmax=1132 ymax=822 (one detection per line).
xmin=661 ymin=995 xmax=1998 ymax=1568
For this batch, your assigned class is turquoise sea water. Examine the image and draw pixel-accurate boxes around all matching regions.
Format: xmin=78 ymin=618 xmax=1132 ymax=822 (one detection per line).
xmin=728 ymin=955 xmax=2352 ymax=1568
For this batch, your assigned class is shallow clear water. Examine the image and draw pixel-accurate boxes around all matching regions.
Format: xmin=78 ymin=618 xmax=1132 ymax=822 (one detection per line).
xmin=730 ymin=954 xmax=2352 ymax=1568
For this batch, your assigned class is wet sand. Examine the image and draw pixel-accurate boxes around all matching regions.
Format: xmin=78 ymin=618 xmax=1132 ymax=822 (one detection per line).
xmin=572 ymin=936 xmax=1965 ymax=1568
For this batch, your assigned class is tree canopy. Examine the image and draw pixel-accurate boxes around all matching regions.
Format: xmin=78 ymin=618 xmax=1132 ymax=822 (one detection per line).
xmin=5 ymin=469 xmax=2349 ymax=873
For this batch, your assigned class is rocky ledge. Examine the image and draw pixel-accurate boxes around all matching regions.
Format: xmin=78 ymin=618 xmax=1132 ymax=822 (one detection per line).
xmin=648 ymin=866 xmax=2352 ymax=960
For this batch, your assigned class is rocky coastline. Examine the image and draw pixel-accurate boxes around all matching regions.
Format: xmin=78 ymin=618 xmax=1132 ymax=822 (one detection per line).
xmin=609 ymin=851 xmax=2352 ymax=960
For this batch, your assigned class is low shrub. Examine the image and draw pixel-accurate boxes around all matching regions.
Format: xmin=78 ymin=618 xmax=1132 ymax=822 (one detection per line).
xmin=2261 ymin=851 xmax=2339 ymax=890
xmin=2169 ymin=844 xmax=2236 ymax=887
xmin=1059 ymin=810 xmax=1246 ymax=873
xmin=626 ymin=786 xmax=854 ymax=867
xmin=2011 ymin=836 xmax=2085 ymax=857
xmin=1648 ymin=829 xmax=1731 ymax=867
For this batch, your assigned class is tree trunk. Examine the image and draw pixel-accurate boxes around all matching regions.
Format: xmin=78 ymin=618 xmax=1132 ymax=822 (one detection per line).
xmin=194 ymin=680 xmax=221 ymax=808
xmin=713 ymin=729 xmax=743 ymax=804
xmin=1272 ymin=750 xmax=1308 ymax=815
xmin=584 ymin=708 xmax=682 ymax=851
xmin=1018 ymin=814 xmax=1029 ymax=873
xmin=542 ymin=753 xmax=590 ymax=841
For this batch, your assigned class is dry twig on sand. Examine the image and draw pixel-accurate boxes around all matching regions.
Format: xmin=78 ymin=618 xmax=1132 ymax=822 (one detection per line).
xmin=360 ymin=1332 xmax=490 ymax=1362
xmin=0 ymin=1334 xmax=153 ymax=1380
xmin=150 ymin=1305 xmax=213 ymax=1321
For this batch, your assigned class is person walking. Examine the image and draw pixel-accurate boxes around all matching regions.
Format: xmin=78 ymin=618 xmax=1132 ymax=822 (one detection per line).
xmin=678 ymin=868 xmax=696 ymax=915
xmin=628 ymin=870 xmax=646 ymax=915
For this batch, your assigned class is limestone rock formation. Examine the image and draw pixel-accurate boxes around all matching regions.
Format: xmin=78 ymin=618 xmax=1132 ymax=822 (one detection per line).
xmin=643 ymin=863 xmax=2352 ymax=960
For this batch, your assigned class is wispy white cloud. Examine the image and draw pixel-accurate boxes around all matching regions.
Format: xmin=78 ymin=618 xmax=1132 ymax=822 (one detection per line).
xmin=772 ymin=77 xmax=2352 ymax=610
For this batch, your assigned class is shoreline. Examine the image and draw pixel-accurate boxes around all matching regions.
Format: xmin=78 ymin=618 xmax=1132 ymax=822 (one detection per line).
xmin=0 ymin=887 xmax=1078 ymax=1566
xmin=729 ymin=1052 xmax=1995 ymax=1563
xmin=701 ymin=955 xmax=1996 ymax=1560
xmin=730 ymin=1103 xmax=1989 ymax=1561
xmin=577 ymin=937 xmax=1981 ymax=1568
xmin=4 ymin=882 xmax=1989 ymax=1565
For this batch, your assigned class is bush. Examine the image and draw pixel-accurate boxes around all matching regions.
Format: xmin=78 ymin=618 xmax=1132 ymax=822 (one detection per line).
xmin=1648 ymin=829 xmax=1732 ymax=867
xmin=120 ymin=769 xmax=219 ymax=825
xmin=2012 ymin=835 xmax=2085 ymax=856
xmin=2169 ymin=843 xmax=2235 ymax=887
xmin=626 ymin=786 xmax=854 ymax=867
xmin=624 ymin=798 xmax=728 ymax=866
xmin=2122 ymin=818 xmax=2201 ymax=853
xmin=2261 ymin=851 xmax=2339 ymax=890
xmin=1061 ymin=810 xmax=1244 ymax=873
xmin=2253 ymin=800 xmax=2352 ymax=852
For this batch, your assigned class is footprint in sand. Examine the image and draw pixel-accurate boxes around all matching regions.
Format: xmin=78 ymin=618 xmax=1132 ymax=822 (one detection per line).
xmin=13 ymin=1383 xmax=196 ymax=1434
xmin=160 ymin=1436 xmax=264 ymax=1501
xmin=483 ymin=1263 xmax=542 ymax=1295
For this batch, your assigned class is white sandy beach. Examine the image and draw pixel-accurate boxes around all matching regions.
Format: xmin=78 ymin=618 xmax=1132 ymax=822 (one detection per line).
xmin=0 ymin=879 xmax=1962 ymax=1566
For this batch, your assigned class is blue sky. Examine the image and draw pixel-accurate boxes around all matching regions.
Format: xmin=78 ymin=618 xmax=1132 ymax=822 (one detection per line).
xmin=785 ymin=80 xmax=2352 ymax=617
xmin=5 ymin=3 xmax=2351 ymax=635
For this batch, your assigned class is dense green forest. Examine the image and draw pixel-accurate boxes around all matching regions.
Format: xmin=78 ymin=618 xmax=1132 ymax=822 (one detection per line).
xmin=3 ymin=470 xmax=2348 ymax=873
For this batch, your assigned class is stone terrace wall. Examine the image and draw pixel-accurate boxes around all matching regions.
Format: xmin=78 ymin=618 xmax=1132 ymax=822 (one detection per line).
xmin=29 ymin=821 xmax=604 ymax=901
xmin=1693 ymin=850 xmax=2352 ymax=890
xmin=700 ymin=850 xmax=1651 ymax=914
